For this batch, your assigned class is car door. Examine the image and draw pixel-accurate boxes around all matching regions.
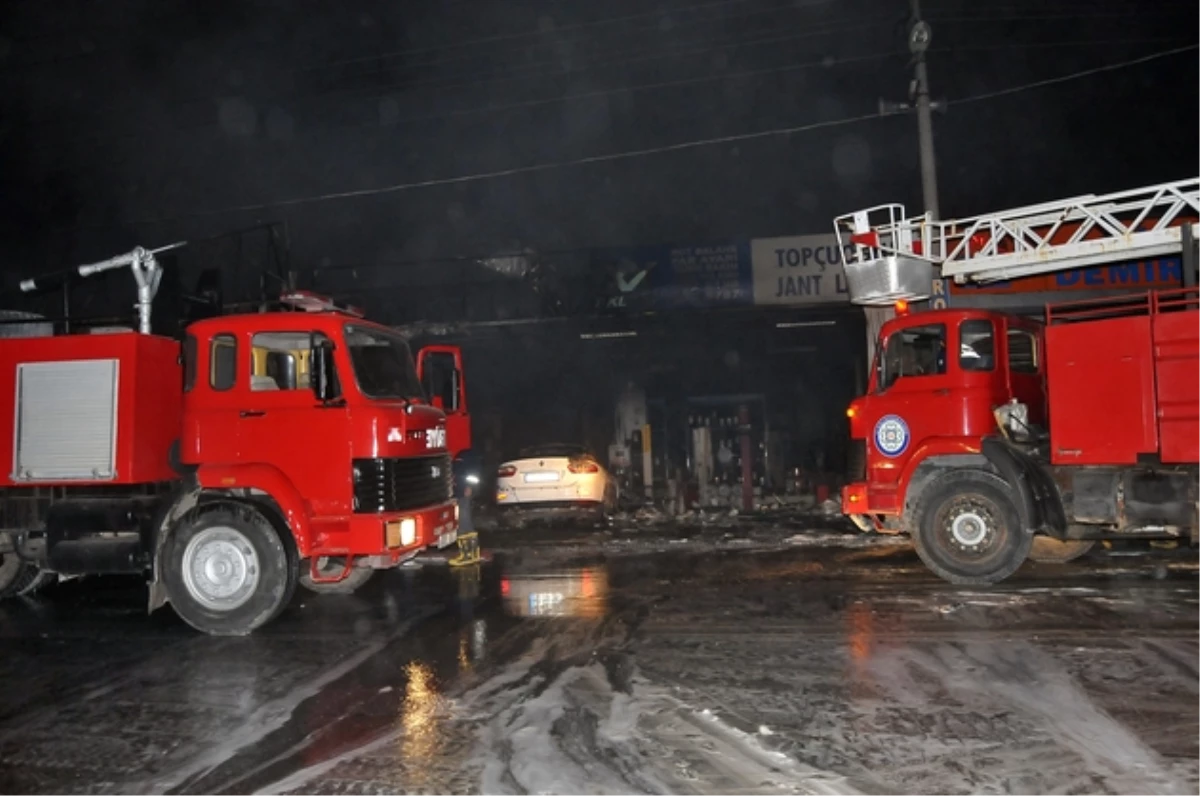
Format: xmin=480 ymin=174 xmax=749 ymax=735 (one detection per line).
xmin=860 ymin=322 xmax=957 ymax=494
xmin=417 ymin=345 xmax=472 ymax=459
xmin=237 ymin=330 xmax=351 ymax=516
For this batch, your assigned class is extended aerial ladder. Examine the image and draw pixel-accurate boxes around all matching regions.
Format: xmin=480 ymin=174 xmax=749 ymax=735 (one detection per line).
xmin=832 ymin=178 xmax=1200 ymax=305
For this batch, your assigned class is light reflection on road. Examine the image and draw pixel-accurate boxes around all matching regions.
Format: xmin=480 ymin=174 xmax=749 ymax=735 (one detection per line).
xmin=499 ymin=566 xmax=609 ymax=618
xmin=399 ymin=660 xmax=443 ymax=780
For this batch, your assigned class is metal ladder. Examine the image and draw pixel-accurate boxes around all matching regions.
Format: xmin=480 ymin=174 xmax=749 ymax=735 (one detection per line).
xmin=832 ymin=178 xmax=1200 ymax=303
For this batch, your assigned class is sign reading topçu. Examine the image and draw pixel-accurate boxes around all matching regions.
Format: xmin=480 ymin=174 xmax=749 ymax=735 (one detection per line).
xmin=750 ymin=235 xmax=853 ymax=305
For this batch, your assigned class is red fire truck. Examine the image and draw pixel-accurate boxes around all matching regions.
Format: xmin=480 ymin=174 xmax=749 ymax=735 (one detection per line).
xmin=0 ymin=246 xmax=472 ymax=634
xmin=832 ymin=179 xmax=1199 ymax=585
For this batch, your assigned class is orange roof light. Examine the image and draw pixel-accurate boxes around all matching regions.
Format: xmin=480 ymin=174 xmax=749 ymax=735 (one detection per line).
xmin=846 ymin=405 xmax=857 ymax=419
xmin=894 ymin=299 xmax=909 ymax=315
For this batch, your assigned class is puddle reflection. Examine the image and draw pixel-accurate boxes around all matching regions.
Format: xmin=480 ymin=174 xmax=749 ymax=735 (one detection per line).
xmin=399 ymin=660 xmax=443 ymax=764
xmin=499 ymin=566 xmax=609 ymax=618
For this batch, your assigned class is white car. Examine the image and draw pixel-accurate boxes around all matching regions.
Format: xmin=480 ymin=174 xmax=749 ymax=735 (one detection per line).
xmin=495 ymin=444 xmax=617 ymax=524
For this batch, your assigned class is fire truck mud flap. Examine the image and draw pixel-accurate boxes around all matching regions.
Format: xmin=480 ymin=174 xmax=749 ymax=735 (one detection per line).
xmin=981 ymin=437 xmax=1067 ymax=537
xmin=147 ymin=479 xmax=202 ymax=614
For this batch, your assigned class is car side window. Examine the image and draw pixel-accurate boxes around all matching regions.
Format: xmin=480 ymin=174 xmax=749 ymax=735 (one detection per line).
xmin=250 ymin=331 xmax=313 ymax=392
xmin=210 ymin=334 xmax=237 ymax=391
xmin=959 ymin=319 xmax=995 ymax=372
xmin=421 ymin=351 xmax=459 ymax=410
xmin=879 ymin=324 xmax=947 ymax=390
xmin=1008 ymin=329 xmax=1039 ymax=374
xmin=183 ymin=334 xmax=197 ymax=392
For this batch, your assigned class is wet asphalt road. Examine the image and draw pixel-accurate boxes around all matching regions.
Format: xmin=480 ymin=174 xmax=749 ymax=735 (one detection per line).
xmin=0 ymin=524 xmax=1197 ymax=795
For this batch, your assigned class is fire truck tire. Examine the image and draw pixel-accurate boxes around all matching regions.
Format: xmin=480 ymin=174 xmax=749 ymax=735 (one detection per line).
xmin=912 ymin=469 xmax=1033 ymax=586
xmin=1028 ymin=537 xmax=1095 ymax=564
xmin=299 ymin=559 xmax=375 ymax=595
xmin=0 ymin=554 xmax=50 ymax=599
xmin=162 ymin=506 xmax=298 ymax=636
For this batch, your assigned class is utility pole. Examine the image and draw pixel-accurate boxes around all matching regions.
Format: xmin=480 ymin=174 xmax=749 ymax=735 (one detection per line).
xmin=865 ymin=0 xmax=944 ymax=365
xmin=879 ymin=0 xmax=943 ymax=220
xmin=909 ymin=0 xmax=940 ymax=221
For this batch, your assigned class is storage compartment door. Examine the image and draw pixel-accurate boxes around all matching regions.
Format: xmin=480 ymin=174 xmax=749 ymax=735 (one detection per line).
xmin=14 ymin=359 xmax=119 ymax=481
xmin=1153 ymin=310 xmax=1199 ymax=464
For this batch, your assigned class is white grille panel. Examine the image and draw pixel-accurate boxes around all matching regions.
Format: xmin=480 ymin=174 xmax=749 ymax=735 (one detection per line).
xmin=14 ymin=359 xmax=119 ymax=481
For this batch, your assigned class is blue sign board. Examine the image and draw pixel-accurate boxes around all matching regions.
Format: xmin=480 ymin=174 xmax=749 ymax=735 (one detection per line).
xmin=588 ymin=242 xmax=753 ymax=312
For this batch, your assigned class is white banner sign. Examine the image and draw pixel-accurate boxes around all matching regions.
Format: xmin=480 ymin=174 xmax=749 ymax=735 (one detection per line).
xmin=751 ymin=234 xmax=852 ymax=305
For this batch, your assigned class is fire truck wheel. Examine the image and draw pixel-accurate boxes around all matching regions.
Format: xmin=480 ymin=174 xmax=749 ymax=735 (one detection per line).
xmin=163 ymin=506 xmax=298 ymax=636
xmin=912 ymin=470 xmax=1033 ymax=586
xmin=0 ymin=554 xmax=50 ymax=599
xmin=1028 ymin=536 xmax=1095 ymax=564
xmin=299 ymin=558 xmax=375 ymax=595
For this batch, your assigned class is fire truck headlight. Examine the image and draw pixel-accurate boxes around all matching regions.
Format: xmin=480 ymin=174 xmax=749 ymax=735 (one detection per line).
xmin=400 ymin=518 xmax=417 ymax=546
xmin=466 ymin=474 xmax=479 ymax=485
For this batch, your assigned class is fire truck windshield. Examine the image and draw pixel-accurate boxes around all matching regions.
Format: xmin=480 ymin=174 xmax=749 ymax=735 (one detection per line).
xmin=344 ymin=324 xmax=425 ymax=401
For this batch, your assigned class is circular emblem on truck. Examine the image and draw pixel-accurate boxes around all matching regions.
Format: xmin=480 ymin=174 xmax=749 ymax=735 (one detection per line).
xmin=874 ymin=415 xmax=910 ymax=458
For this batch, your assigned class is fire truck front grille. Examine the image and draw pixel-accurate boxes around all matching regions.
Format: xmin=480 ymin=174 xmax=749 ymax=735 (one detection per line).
xmin=352 ymin=454 xmax=452 ymax=514
xmin=847 ymin=439 xmax=867 ymax=482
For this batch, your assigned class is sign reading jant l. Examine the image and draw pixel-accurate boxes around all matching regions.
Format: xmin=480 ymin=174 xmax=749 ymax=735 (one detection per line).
xmin=750 ymin=235 xmax=852 ymax=306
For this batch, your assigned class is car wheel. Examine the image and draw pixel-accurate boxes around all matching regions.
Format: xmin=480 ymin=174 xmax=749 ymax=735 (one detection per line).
xmin=1028 ymin=537 xmax=1095 ymax=564
xmin=912 ymin=470 xmax=1032 ymax=586
xmin=299 ymin=557 xmax=375 ymax=594
xmin=163 ymin=505 xmax=298 ymax=636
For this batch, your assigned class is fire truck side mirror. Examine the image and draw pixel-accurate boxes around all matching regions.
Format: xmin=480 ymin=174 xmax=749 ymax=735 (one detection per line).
xmin=311 ymin=339 xmax=340 ymax=403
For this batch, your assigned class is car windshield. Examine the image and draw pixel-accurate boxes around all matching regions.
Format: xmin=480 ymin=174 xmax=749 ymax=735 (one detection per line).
xmin=517 ymin=443 xmax=589 ymax=459
xmin=344 ymin=324 xmax=425 ymax=401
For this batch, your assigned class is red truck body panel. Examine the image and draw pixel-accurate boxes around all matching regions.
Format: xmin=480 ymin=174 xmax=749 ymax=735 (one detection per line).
xmin=1045 ymin=314 xmax=1159 ymax=465
xmin=0 ymin=331 xmax=181 ymax=487
xmin=1152 ymin=291 xmax=1200 ymax=463
xmin=1045 ymin=289 xmax=1199 ymax=466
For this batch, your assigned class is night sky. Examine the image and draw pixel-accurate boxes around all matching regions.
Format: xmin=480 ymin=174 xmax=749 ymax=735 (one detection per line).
xmin=1 ymin=0 xmax=1196 ymax=279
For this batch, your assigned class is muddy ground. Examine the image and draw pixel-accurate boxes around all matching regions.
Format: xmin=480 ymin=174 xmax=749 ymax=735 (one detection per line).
xmin=0 ymin=520 xmax=1196 ymax=795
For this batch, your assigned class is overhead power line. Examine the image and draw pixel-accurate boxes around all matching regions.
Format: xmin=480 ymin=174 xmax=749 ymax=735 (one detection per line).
xmin=25 ymin=49 xmax=899 ymax=158
xmin=15 ymin=6 xmax=872 ymax=132
xmin=951 ymin=43 xmax=1199 ymax=105
xmin=109 ymin=43 xmax=1198 ymax=227
xmin=118 ymin=112 xmax=887 ymax=224
xmin=21 ymin=33 xmax=1187 ymax=160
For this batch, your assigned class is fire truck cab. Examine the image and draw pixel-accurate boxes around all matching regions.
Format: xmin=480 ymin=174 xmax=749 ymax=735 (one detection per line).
xmin=0 ymin=255 xmax=471 ymax=635
xmin=844 ymin=303 xmax=1047 ymax=523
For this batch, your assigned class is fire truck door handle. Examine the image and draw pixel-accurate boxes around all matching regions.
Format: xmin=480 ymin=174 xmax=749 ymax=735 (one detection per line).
xmin=240 ymin=410 xmax=267 ymax=418
xmin=933 ymin=389 xmax=951 ymax=396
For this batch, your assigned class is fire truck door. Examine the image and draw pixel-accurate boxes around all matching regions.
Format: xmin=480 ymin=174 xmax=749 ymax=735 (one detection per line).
xmin=868 ymin=323 xmax=956 ymax=488
xmin=239 ymin=332 xmax=352 ymax=516
xmin=417 ymin=345 xmax=471 ymax=459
